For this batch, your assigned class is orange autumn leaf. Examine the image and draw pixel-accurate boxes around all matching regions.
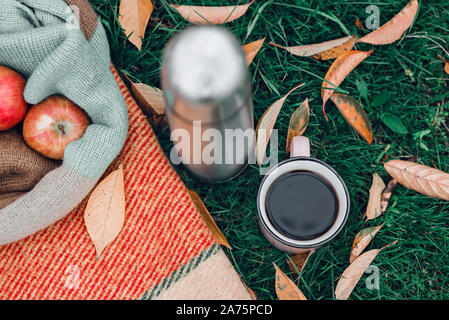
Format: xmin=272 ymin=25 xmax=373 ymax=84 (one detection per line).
xmin=286 ymin=250 xmax=315 ymax=282
xmin=313 ymin=38 xmax=357 ymax=61
xmin=123 ymin=73 xmax=167 ymax=126
xmin=270 ymin=35 xmax=356 ymax=61
xmin=329 ymin=93 xmax=373 ymax=144
xmin=256 ymin=83 xmax=305 ymax=166
xmin=188 ymin=189 xmax=232 ymax=249
xmin=355 ymin=18 xmax=365 ymax=30
xmin=242 ymin=281 xmax=258 ymax=300
xmin=132 ymin=84 xmax=165 ymax=117
xmin=366 ymin=173 xmax=386 ymax=221
xmin=84 ymin=164 xmax=126 ymax=258
xmin=242 ymin=38 xmax=265 ymax=66
xmin=358 ymin=0 xmax=419 ymax=45
xmin=321 ymin=50 xmax=373 ymax=120
xmin=350 ymin=224 xmax=384 ymax=263
xmin=119 ymin=0 xmax=153 ymax=50
xmin=384 ymin=160 xmax=449 ymax=201
xmin=335 ymin=241 xmax=397 ymax=300
xmin=285 ymin=98 xmax=309 ymax=153
xmin=274 ymin=263 xmax=307 ymax=300
xmin=169 ymin=0 xmax=254 ymax=25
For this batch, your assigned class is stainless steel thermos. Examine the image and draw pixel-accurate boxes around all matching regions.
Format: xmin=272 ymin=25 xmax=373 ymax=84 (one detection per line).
xmin=161 ymin=26 xmax=254 ymax=182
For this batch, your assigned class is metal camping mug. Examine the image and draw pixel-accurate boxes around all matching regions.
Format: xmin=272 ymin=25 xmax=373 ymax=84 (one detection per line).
xmin=161 ymin=26 xmax=254 ymax=183
xmin=257 ymin=136 xmax=350 ymax=253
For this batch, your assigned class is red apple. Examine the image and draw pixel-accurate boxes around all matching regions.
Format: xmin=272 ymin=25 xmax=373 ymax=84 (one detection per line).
xmin=0 ymin=66 xmax=28 ymax=131
xmin=23 ymin=95 xmax=90 ymax=160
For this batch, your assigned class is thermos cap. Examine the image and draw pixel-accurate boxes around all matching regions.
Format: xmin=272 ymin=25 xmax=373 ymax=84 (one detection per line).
xmin=162 ymin=26 xmax=251 ymax=123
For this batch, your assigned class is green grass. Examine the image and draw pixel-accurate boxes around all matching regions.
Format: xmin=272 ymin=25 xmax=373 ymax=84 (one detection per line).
xmin=90 ymin=0 xmax=449 ymax=300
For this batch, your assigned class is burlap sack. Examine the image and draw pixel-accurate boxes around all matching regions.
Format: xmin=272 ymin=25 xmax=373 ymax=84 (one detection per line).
xmin=0 ymin=129 xmax=60 ymax=209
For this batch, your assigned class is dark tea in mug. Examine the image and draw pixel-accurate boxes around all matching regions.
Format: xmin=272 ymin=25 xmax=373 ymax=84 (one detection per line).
xmin=265 ymin=170 xmax=338 ymax=241
xmin=257 ymin=136 xmax=350 ymax=253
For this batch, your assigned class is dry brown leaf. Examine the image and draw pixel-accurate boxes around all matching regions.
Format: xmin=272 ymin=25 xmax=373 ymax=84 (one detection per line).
xmin=119 ymin=0 xmax=153 ymax=50
xmin=169 ymin=0 xmax=254 ymax=25
xmin=355 ymin=18 xmax=365 ymax=30
xmin=188 ymin=189 xmax=232 ymax=249
xmin=270 ymin=36 xmax=356 ymax=61
xmin=322 ymin=50 xmax=373 ymax=120
xmin=131 ymin=84 xmax=165 ymax=116
xmin=330 ymin=93 xmax=373 ymax=144
xmin=350 ymin=224 xmax=384 ymax=263
xmin=246 ymin=286 xmax=258 ymax=300
xmin=124 ymin=73 xmax=167 ymax=126
xmin=286 ymin=250 xmax=315 ymax=282
xmin=242 ymin=38 xmax=265 ymax=66
xmin=335 ymin=241 xmax=397 ymax=300
xmin=312 ymin=38 xmax=356 ymax=61
xmin=357 ymin=0 xmax=419 ymax=45
xmin=241 ymin=281 xmax=258 ymax=300
xmin=255 ymin=83 xmax=305 ymax=166
xmin=384 ymin=160 xmax=449 ymax=201
xmin=366 ymin=173 xmax=386 ymax=221
xmin=285 ymin=98 xmax=309 ymax=153
xmin=274 ymin=263 xmax=307 ymax=300
xmin=84 ymin=164 xmax=126 ymax=258
xmin=380 ymin=179 xmax=398 ymax=213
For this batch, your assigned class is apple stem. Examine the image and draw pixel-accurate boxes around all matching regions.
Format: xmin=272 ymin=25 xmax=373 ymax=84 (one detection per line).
xmin=58 ymin=124 xmax=66 ymax=135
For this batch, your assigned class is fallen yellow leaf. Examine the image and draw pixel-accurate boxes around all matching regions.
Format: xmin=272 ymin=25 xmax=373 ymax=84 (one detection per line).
xmin=322 ymin=50 xmax=373 ymax=120
xmin=242 ymin=38 xmax=265 ymax=66
xmin=384 ymin=160 xmax=449 ymax=201
xmin=242 ymin=280 xmax=258 ymax=300
xmin=84 ymin=164 xmax=126 ymax=258
xmin=350 ymin=224 xmax=384 ymax=263
xmin=286 ymin=249 xmax=315 ymax=282
xmin=188 ymin=189 xmax=232 ymax=249
xmin=256 ymin=83 xmax=305 ymax=166
xmin=355 ymin=18 xmax=365 ymax=30
xmin=285 ymin=98 xmax=309 ymax=153
xmin=336 ymin=241 xmax=397 ymax=300
xmin=357 ymin=0 xmax=418 ymax=45
xmin=329 ymin=93 xmax=373 ymax=145
xmin=274 ymin=263 xmax=307 ymax=300
xmin=270 ymin=35 xmax=356 ymax=61
xmin=119 ymin=0 xmax=153 ymax=50
xmin=169 ymin=0 xmax=254 ymax=25
xmin=124 ymin=73 xmax=167 ymax=126
xmin=366 ymin=173 xmax=386 ymax=221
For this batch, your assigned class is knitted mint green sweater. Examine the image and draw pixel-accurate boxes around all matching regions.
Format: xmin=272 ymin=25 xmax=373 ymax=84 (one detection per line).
xmin=0 ymin=0 xmax=128 ymax=244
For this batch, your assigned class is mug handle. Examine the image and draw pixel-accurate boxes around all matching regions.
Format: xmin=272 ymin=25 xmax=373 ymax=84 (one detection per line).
xmin=290 ymin=136 xmax=310 ymax=158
